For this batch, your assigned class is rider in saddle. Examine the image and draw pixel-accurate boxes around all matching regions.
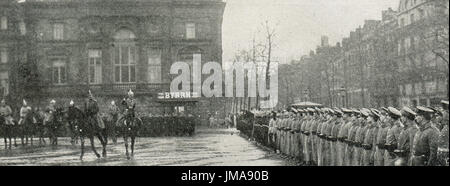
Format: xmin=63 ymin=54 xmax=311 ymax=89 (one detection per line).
xmin=108 ymin=100 xmax=120 ymax=123
xmin=68 ymin=100 xmax=80 ymax=120
xmin=84 ymin=90 xmax=105 ymax=129
xmin=44 ymin=100 xmax=56 ymax=126
xmin=19 ymin=99 xmax=32 ymax=125
xmin=121 ymin=89 xmax=136 ymax=126
xmin=0 ymin=99 xmax=14 ymax=125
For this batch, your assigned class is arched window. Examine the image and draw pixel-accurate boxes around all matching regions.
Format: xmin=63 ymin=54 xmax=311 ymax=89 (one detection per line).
xmin=113 ymin=28 xmax=136 ymax=40
xmin=112 ymin=28 xmax=137 ymax=83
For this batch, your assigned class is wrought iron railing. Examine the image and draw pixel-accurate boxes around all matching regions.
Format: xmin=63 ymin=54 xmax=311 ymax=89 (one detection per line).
xmin=30 ymin=83 xmax=170 ymax=96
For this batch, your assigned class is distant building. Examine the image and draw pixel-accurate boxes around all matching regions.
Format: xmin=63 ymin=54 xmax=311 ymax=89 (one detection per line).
xmin=0 ymin=0 xmax=226 ymax=122
xmin=396 ymin=0 xmax=449 ymax=107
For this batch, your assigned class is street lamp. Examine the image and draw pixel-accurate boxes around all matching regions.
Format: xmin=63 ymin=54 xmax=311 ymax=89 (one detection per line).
xmin=337 ymin=86 xmax=346 ymax=107
xmin=303 ymin=89 xmax=309 ymax=102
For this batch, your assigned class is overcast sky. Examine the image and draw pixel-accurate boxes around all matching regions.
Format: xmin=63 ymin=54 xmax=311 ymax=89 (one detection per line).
xmin=222 ymin=0 xmax=400 ymax=65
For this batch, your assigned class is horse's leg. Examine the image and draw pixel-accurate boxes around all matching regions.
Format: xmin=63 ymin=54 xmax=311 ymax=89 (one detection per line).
xmin=14 ymin=135 xmax=17 ymax=147
xmin=90 ymin=135 xmax=101 ymax=158
xmin=3 ymin=136 xmax=7 ymax=149
xmin=80 ymin=135 xmax=85 ymax=160
xmin=54 ymin=127 xmax=58 ymax=146
xmin=23 ymin=126 xmax=27 ymax=146
xmin=8 ymin=132 xmax=12 ymax=149
xmin=124 ymin=135 xmax=130 ymax=160
xmin=96 ymin=132 xmax=107 ymax=158
xmin=131 ymin=135 xmax=135 ymax=157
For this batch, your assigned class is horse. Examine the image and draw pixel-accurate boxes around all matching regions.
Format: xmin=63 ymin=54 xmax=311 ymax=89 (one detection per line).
xmin=117 ymin=113 xmax=142 ymax=160
xmin=17 ymin=110 xmax=40 ymax=146
xmin=47 ymin=108 xmax=65 ymax=146
xmin=0 ymin=115 xmax=14 ymax=149
xmin=32 ymin=110 xmax=46 ymax=145
xmin=104 ymin=113 xmax=119 ymax=145
xmin=66 ymin=106 xmax=108 ymax=160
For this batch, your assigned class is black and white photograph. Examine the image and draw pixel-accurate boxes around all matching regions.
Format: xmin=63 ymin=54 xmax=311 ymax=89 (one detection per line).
xmin=0 ymin=0 xmax=448 ymax=169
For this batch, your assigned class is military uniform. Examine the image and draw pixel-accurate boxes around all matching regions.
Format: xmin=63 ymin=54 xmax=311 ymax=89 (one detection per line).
xmin=85 ymin=97 xmax=105 ymax=129
xmin=337 ymin=111 xmax=352 ymax=166
xmin=19 ymin=104 xmax=32 ymax=125
xmin=294 ymin=113 xmax=303 ymax=161
xmin=303 ymin=113 xmax=312 ymax=164
xmin=276 ymin=115 xmax=281 ymax=153
xmin=330 ymin=116 xmax=341 ymax=166
xmin=394 ymin=124 xmax=417 ymax=166
xmin=352 ymin=119 xmax=366 ymax=166
xmin=346 ymin=117 xmax=359 ymax=166
xmin=393 ymin=107 xmax=418 ymax=166
xmin=374 ymin=117 xmax=389 ymax=166
xmin=412 ymin=122 xmax=439 ymax=166
xmin=361 ymin=109 xmax=379 ymax=166
xmin=268 ymin=116 xmax=277 ymax=150
xmin=383 ymin=121 xmax=401 ymax=166
xmin=437 ymin=124 xmax=449 ymax=166
xmin=310 ymin=113 xmax=319 ymax=164
xmin=316 ymin=114 xmax=325 ymax=166
xmin=437 ymin=101 xmax=449 ymax=166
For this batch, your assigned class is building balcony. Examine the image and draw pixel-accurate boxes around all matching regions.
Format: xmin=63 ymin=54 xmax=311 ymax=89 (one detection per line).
xmin=30 ymin=83 xmax=170 ymax=97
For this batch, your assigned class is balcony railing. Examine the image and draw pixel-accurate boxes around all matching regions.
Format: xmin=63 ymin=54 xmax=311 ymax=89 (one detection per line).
xmin=30 ymin=83 xmax=170 ymax=96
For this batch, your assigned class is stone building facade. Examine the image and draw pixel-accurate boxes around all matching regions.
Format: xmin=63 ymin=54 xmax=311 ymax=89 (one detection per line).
xmin=0 ymin=0 xmax=226 ymax=122
xmin=396 ymin=0 xmax=449 ymax=107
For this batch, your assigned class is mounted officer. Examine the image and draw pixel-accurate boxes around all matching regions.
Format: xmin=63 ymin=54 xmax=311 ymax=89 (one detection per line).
xmin=19 ymin=99 xmax=32 ymax=125
xmin=121 ymin=89 xmax=137 ymax=126
xmin=44 ymin=99 xmax=57 ymax=126
xmin=0 ymin=99 xmax=14 ymax=125
xmin=84 ymin=90 xmax=105 ymax=130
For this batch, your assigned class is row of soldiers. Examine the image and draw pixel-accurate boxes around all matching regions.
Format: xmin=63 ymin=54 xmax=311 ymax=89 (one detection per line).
xmin=267 ymin=101 xmax=449 ymax=166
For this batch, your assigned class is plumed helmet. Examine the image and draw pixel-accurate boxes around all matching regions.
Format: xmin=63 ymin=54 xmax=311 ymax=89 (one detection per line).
xmin=128 ymin=89 xmax=134 ymax=96
xmin=50 ymin=100 xmax=56 ymax=104
xmin=23 ymin=99 xmax=27 ymax=106
xmin=88 ymin=90 xmax=94 ymax=99
xmin=69 ymin=100 xmax=74 ymax=106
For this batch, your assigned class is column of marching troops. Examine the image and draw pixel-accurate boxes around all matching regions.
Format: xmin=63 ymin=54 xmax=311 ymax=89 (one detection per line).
xmin=266 ymin=100 xmax=449 ymax=166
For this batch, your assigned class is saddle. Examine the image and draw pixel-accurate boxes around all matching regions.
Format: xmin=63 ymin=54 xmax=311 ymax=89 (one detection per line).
xmin=362 ymin=144 xmax=373 ymax=150
xmin=87 ymin=115 xmax=105 ymax=129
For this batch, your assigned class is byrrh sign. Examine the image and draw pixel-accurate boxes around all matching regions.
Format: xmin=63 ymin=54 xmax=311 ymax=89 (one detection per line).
xmin=157 ymin=92 xmax=201 ymax=99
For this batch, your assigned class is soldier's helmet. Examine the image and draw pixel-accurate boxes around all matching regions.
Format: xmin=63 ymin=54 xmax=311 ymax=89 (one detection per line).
xmin=69 ymin=100 xmax=74 ymax=106
xmin=360 ymin=108 xmax=370 ymax=118
xmin=387 ymin=107 xmax=402 ymax=119
xmin=23 ymin=99 xmax=27 ymax=106
xmin=128 ymin=89 xmax=134 ymax=97
xmin=50 ymin=100 xmax=56 ymax=104
xmin=401 ymin=107 xmax=416 ymax=121
xmin=416 ymin=106 xmax=434 ymax=120
xmin=441 ymin=100 xmax=449 ymax=111
xmin=88 ymin=90 xmax=94 ymax=99
xmin=111 ymin=100 xmax=115 ymax=105
xmin=0 ymin=99 xmax=5 ymax=104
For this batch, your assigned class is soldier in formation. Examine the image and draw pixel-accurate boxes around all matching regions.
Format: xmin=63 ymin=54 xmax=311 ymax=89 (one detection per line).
xmin=249 ymin=100 xmax=449 ymax=166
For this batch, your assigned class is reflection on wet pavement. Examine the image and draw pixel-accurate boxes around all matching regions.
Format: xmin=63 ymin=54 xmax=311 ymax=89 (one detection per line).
xmin=0 ymin=128 xmax=289 ymax=166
